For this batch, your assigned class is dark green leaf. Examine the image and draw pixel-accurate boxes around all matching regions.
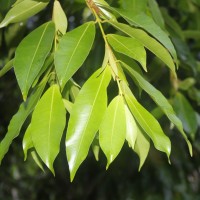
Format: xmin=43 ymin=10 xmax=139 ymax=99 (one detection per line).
xmin=0 ymin=59 xmax=13 ymax=78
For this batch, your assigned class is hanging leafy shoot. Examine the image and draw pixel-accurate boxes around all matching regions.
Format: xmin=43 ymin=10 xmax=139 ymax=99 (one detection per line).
xmin=0 ymin=0 xmax=194 ymax=181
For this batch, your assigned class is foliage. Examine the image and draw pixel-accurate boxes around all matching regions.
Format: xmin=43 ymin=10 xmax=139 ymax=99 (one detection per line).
xmin=0 ymin=0 xmax=199 ymax=194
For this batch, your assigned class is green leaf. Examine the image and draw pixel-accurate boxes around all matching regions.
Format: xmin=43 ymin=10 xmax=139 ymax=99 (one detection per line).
xmin=30 ymin=150 xmax=45 ymax=172
xmin=66 ymin=67 xmax=111 ymax=181
xmin=14 ymin=22 xmax=55 ymax=100
xmin=63 ymin=99 xmax=73 ymax=113
xmin=122 ymin=62 xmax=192 ymax=156
xmin=54 ymin=22 xmax=95 ymax=89
xmin=107 ymin=34 xmax=146 ymax=71
xmin=148 ymin=0 xmax=165 ymax=30
xmin=0 ymin=59 xmax=13 ymax=78
xmin=0 ymin=76 xmax=48 ymax=164
xmin=109 ymin=21 xmax=176 ymax=75
xmin=112 ymin=9 xmax=177 ymax=64
xmin=99 ymin=95 xmax=126 ymax=168
xmin=134 ymin=127 xmax=150 ymax=170
xmin=53 ymin=0 xmax=68 ymax=35
xmin=23 ymin=124 xmax=33 ymax=161
xmin=0 ymin=0 xmax=49 ymax=28
xmin=125 ymin=105 xmax=138 ymax=149
xmin=172 ymin=92 xmax=198 ymax=140
xmin=122 ymin=83 xmax=171 ymax=159
xmin=29 ymin=84 xmax=66 ymax=174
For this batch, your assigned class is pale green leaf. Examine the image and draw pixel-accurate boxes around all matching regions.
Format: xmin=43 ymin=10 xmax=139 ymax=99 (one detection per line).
xmin=107 ymin=34 xmax=146 ymax=71
xmin=134 ymin=127 xmax=150 ymax=170
xmin=54 ymin=22 xmax=95 ymax=89
xmin=0 ymin=77 xmax=48 ymax=164
xmin=99 ymin=95 xmax=126 ymax=168
xmin=122 ymin=62 xmax=192 ymax=155
xmin=122 ymin=83 xmax=171 ymax=159
xmin=112 ymin=9 xmax=177 ymax=64
xmin=0 ymin=59 xmax=13 ymax=78
xmin=125 ymin=105 xmax=138 ymax=149
xmin=30 ymin=85 xmax=66 ymax=174
xmin=14 ymin=22 xmax=55 ymax=99
xmin=173 ymin=92 xmax=198 ymax=140
xmin=23 ymin=124 xmax=33 ymax=161
xmin=109 ymin=21 xmax=176 ymax=76
xmin=63 ymin=99 xmax=73 ymax=113
xmin=66 ymin=67 xmax=111 ymax=181
xmin=53 ymin=0 xmax=68 ymax=35
xmin=0 ymin=0 xmax=49 ymax=28
xmin=31 ymin=150 xmax=45 ymax=171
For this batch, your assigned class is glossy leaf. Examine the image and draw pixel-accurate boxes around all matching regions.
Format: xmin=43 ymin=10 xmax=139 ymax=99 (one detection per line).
xmin=172 ymin=92 xmax=198 ymax=140
xmin=122 ymin=83 xmax=171 ymax=159
xmin=54 ymin=22 xmax=95 ymax=89
xmin=0 ymin=77 xmax=48 ymax=164
xmin=66 ymin=67 xmax=111 ymax=181
xmin=125 ymin=105 xmax=138 ymax=149
xmin=107 ymin=34 xmax=146 ymax=71
xmin=53 ymin=0 xmax=68 ymax=35
xmin=0 ymin=59 xmax=13 ymax=78
xmin=31 ymin=150 xmax=44 ymax=171
xmin=99 ymin=95 xmax=126 ymax=168
xmin=109 ymin=21 xmax=176 ymax=75
xmin=0 ymin=0 xmax=49 ymax=28
xmin=113 ymin=8 xmax=177 ymax=64
xmin=14 ymin=22 xmax=55 ymax=99
xmin=134 ymin=127 xmax=150 ymax=170
xmin=29 ymin=85 xmax=66 ymax=174
xmin=122 ymin=62 xmax=192 ymax=155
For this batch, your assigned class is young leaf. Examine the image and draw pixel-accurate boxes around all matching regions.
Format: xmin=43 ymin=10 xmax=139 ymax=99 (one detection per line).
xmin=108 ymin=21 xmax=176 ymax=75
xmin=0 ymin=77 xmax=48 ymax=164
xmin=30 ymin=150 xmax=45 ymax=172
xmin=23 ymin=124 xmax=33 ymax=161
xmin=54 ymin=22 xmax=95 ymax=89
xmin=107 ymin=34 xmax=146 ymax=71
xmin=134 ymin=127 xmax=150 ymax=170
xmin=0 ymin=0 xmax=49 ymax=28
xmin=123 ymin=83 xmax=171 ymax=159
xmin=99 ymin=95 xmax=126 ymax=168
xmin=0 ymin=59 xmax=13 ymax=78
xmin=53 ymin=0 xmax=68 ymax=35
xmin=122 ymin=62 xmax=192 ymax=155
xmin=172 ymin=92 xmax=198 ymax=140
xmin=66 ymin=67 xmax=111 ymax=181
xmin=14 ymin=22 xmax=55 ymax=99
xmin=112 ymin=9 xmax=177 ymax=64
xmin=29 ymin=85 xmax=66 ymax=175
xmin=125 ymin=105 xmax=138 ymax=149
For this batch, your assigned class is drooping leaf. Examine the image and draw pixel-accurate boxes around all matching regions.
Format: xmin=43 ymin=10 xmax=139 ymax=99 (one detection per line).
xmin=0 ymin=59 xmax=13 ymax=78
xmin=109 ymin=21 xmax=176 ymax=75
xmin=66 ymin=67 xmax=111 ymax=181
xmin=99 ymin=95 xmax=126 ymax=168
xmin=134 ymin=127 xmax=150 ymax=170
xmin=0 ymin=0 xmax=49 ymax=28
xmin=172 ymin=92 xmax=198 ymax=140
xmin=53 ymin=0 xmax=68 ymax=35
xmin=122 ymin=62 xmax=192 ymax=155
xmin=125 ymin=105 xmax=138 ymax=149
xmin=54 ymin=22 xmax=95 ymax=89
xmin=23 ymin=124 xmax=33 ymax=161
xmin=112 ymin=8 xmax=177 ymax=64
xmin=122 ymin=82 xmax=171 ymax=159
xmin=14 ymin=22 xmax=55 ymax=99
xmin=107 ymin=34 xmax=146 ymax=71
xmin=30 ymin=150 xmax=45 ymax=172
xmin=148 ymin=0 xmax=165 ymax=30
xmin=0 ymin=77 xmax=48 ymax=164
xmin=29 ymin=85 xmax=66 ymax=174
xmin=63 ymin=99 xmax=73 ymax=113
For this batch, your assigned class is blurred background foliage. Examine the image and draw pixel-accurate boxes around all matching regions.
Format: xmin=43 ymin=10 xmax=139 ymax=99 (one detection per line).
xmin=0 ymin=0 xmax=200 ymax=199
